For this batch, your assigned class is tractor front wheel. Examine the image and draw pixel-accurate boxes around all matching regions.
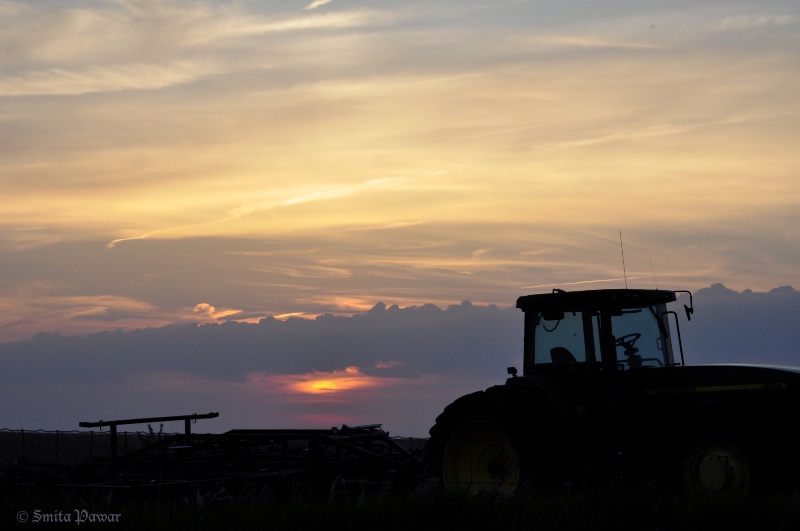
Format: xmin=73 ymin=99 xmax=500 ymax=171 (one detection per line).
xmin=683 ymin=436 xmax=750 ymax=499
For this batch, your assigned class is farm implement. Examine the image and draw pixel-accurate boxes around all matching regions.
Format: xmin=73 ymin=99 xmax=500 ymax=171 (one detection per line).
xmin=1 ymin=413 xmax=424 ymax=498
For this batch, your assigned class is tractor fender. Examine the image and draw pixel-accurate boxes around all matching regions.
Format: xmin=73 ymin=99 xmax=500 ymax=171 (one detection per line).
xmin=437 ymin=383 xmax=575 ymax=431
xmin=500 ymin=378 xmax=582 ymax=431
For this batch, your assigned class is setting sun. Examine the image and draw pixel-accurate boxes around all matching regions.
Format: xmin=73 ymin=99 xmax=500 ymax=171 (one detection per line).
xmin=244 ymin=366 xmax=393 ymax=401
xmin=291 ymin=367 xmax=376 ymax=395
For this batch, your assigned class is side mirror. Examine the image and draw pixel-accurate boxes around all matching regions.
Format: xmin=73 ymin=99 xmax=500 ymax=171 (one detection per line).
xmin=675 ymin=290 xmax=694 ymax=321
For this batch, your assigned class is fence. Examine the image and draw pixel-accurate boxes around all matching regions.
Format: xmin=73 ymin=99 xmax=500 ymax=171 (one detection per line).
xmin=0 ymin=428 xmax=174 ymax=466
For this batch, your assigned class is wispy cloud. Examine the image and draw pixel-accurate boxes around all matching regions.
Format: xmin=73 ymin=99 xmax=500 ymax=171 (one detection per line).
xmin=233 ymin=10 xmax=391 ymax=34
xmin=537 ymin=123 xmax=690 ymax=150
xmin=305 ymin=0 xmax=334 ymax=11
xmin=709 ymin=13 xmax=798 ymax=31
xmin=0 ymin=2 xmax=393 ymax=96
xmin=106 ymin=178 xmax=408 ymax=249
xmin=521 ymin=278 xmax=643 ymax=290
xmin=529 ymin=34 xmax=667 ymax=50
xmin=0 ymin=61 xmax=213 ymax=96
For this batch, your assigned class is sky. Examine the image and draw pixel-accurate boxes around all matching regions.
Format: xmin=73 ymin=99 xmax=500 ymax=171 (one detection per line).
xmin=1 ymin=0 xmax=799 ymax=436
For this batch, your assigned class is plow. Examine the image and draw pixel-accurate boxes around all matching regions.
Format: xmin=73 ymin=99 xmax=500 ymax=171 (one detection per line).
xmin=1 ymin=413 xmax=425 ymax=498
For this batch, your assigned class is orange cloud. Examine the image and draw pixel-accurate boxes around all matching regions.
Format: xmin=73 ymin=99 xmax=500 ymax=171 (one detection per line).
xmin=192 ymin=302 xmax=242 ymax=321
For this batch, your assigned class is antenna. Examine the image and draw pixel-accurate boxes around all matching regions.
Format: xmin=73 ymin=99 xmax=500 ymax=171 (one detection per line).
xmin=619 ymin=228 xmax=628 ymax=289
xmin=649 ymin=255 xmax=658 ymax=290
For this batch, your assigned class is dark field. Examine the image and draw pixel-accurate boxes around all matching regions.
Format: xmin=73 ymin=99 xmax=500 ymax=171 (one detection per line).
xmin=4 ymin=430 xmax=800 ymax=530
xmin=7 ymin=480 xmax=800 ymax=531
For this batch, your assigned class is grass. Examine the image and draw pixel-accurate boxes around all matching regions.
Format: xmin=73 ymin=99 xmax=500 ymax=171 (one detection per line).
xmin=6 ymin=478 xmax=800 ymax=531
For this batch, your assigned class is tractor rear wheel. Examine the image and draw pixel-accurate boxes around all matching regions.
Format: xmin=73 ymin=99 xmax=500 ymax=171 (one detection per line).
xmin=427 ymin=389 xmax=562 ymax=495
xmin=440 ymin=418 xmax=521 ymax=495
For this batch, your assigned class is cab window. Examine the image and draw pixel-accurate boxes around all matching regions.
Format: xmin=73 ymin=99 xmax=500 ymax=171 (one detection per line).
xmin=534 ymin=311 xmax=600 ymax=365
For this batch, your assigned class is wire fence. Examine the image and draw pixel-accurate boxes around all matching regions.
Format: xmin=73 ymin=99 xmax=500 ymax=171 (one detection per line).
xmin=0 ymin=428 xmax=176 ymax=466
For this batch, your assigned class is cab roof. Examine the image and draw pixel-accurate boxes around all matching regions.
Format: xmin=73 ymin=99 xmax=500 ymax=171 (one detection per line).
xmin=516 ymin=289 xmax=676 ymax=313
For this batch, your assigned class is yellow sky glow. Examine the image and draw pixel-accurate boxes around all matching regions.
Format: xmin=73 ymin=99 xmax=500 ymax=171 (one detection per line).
xmin=1 ymin=1 xmax=799 ymax=341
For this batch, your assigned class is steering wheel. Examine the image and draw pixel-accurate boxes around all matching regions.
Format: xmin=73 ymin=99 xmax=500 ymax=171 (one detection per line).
xmin=615 ymin=333 xmax=664 ymax=368
xmin=615 ymin=333 xmax=641 ymax=354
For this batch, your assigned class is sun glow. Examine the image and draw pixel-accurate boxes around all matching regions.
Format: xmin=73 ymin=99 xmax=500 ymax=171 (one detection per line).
xmin=245 ymin=366 xmax=388 ymax=400
xmin=291 ymin=366 xmax=374 ymax=394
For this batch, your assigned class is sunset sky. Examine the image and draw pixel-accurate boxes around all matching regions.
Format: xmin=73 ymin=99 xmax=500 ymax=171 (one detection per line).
xmin=1 ymin=1 xmax=799 ymax=434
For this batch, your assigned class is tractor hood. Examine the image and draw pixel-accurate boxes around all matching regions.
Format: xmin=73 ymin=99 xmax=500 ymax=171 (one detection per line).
xmin=712 ymin=363 xmax=800 ymax=375
xmin=689 ymin=363 xmax=800 ymax=378
xmin=639 ymin=363 xmax=800 ymax=396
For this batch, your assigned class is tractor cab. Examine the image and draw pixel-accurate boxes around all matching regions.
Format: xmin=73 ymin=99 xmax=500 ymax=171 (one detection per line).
xmin=515 ymin=289 xmax=686 ymax=375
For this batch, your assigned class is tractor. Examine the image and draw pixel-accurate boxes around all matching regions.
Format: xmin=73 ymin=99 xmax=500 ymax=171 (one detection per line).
xmin=426 ymin=288 xmax=800 ymax=498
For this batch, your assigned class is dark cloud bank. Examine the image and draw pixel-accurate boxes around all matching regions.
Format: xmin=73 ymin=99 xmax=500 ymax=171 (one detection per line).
xmin=0 ymin=300 xmax=521 ymax=383
xmin=1 ymin=284 xmax=799 ymax=436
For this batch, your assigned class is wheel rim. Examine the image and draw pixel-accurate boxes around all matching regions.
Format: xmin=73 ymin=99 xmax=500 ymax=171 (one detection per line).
xmin=442 ymin=420 xmax=520 ymax=495
xmin=684 ymin=438 xmax=750 ymax=498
